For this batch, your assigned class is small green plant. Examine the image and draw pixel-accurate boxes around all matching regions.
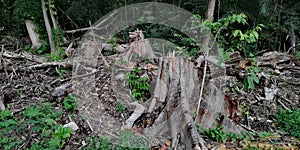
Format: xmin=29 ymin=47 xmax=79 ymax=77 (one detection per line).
xmin=243 ymin=144 xmax=270 ymax=150
xmin=63 ymin=94 xmax=77 ymax=111
xmin=81 ymin=136 xmax=112 ymax=150
xmin=115 ymin=130 xmax=149 ymax=149
xmin=50 ymin=52 xmax=63 ymax=61
xmin=0 ymin=110 xmax=17 ymax=128
xmin=226 ymin=82 xmax=238 ymax=93
xmin=56 ymin=67 xmax=68 ymax=78
xmin=296 ymin=51 xmax=300 ymax=60
xmin=257 ymin=132 xmax=274 ymax=139
xmin=36 ymin=44 xmax=49 ymax=54
xmin=200 ymin=125 xmax=228 ymax=143
xmin=198 ymin=120 xmax=255 ymax=143
xmin=241 ymin=102 xmax=249 ymax=115
xmin=275 ymin=109 xmax=300 ymax=139
xmin=107 ymin=37 xmax=118 ymax=48
xmin=127 ymin=66 xmax=150 ymax=101
xmin=1 ymin=103 xmax=63 ymax=149
xmin=49 ymin=125 xmax=71 ymax=149
xmin=116 ymin=102 xmax=125 ymax=113
xmin=243 ymin=59 xmax=260 ymax=91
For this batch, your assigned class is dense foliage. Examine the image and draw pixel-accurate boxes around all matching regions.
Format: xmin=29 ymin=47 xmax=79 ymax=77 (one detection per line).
xmin=1 ymin=0 xmax=299 ymax=55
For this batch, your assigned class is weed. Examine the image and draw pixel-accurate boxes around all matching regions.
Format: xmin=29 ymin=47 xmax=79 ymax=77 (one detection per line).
xmin=243 ymin=59 xmax=260 ymax=91
xmin=226 ymin=82 xmax=238 ymax=94
xmin=63 ymin=94 xmax=77 ymax=111
xmin=115 ymin=130 xmax=149 ymax=149
xmin=241 ymin=102 xmax=249 ymax=115
xmin=50 ymin=52 xmax=63 ymax=61
xmin=56 ymin=67 xmax=68 ymax=78
xmin=116 ymin=102 xmax=125 ymax=112
xmin=257 ymin=132 xmax=274 ymax=139
xmin=49 ymin=125 xmax=72 ymax=149
xmin=200 ymin=125 xmax=228 ymax=143
xmin=80 ymin=136 xmax=112 ymax=150
xmin=275 ymin=109 xmax=300 ymax=138
xmin=36 ymin=44 xmax=49 ymax=54
xmin=198 ymin=122 xmax=258 ymax=143
xmin=296 ymin=51 xmax=300 ymax=60
xmin=127 ymin=66 xmax=150 ymax=101
xmin=0 ymin=110 xmax=23 ymax=150
xmin=243 ymin=144 xmax=270 ymax=150
xmin=0 ymin=110 xmax=17 ymax=128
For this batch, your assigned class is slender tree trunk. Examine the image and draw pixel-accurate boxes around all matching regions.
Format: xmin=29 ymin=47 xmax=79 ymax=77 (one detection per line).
xmin=206 ymin=0 xmax=216 ymax=19
xmin=289 ymin=23 xmax=296 ymax=53
xmin=201 ymin=0 xmax=216 ymax=54
xmin=48 ymin=0 xmax=58 ymax=29
xmin=41 ymin=0 xmax=56 ymax=53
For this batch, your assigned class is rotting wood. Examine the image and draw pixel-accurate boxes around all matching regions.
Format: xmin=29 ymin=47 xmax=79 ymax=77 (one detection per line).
xmin=24 ymin=20 xmax=42 ymax=48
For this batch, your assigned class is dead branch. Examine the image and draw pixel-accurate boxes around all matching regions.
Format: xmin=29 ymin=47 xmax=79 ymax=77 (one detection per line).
xmin=2 ymin=50 xmax=47 ymax=63
xmin=23 ymin=61 xmax=73 ymax=70
xmin=65 ymin=27 xmax=102 ymax=34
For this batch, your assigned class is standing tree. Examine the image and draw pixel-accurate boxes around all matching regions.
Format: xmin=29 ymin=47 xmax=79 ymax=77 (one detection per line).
xmin=41 ymin=0 xmax=56 ymax=53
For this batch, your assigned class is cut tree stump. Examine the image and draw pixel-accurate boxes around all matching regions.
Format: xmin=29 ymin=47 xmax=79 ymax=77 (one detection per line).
xmin=75 ymin=29 xmax=245 ymax=149
xmin=137 ymin=56 xmax=244 ymax=149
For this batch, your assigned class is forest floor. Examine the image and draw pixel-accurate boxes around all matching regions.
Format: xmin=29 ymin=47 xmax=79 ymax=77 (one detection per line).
xmin=0 ymin=44 xmax=300 ymax=149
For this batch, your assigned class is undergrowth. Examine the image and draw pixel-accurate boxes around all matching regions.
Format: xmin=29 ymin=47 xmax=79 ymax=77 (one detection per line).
xmin=275 ymin=108 xmax=300 ymax=139
xmin=0 ymin=102 xmax=148 ymax=149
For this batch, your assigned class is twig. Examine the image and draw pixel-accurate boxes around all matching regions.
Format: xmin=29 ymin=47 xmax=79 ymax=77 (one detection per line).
xmin=286 ymin=43 xmax=300 ymax=54
xmin=277 ymin=95 xmax=292 ymax=104
xmin=86 ymin=119 xmax=94 ymax=132
xmin=195 ymin=57 xmax=208 ymax=123
xmin=237 ymin=123 xmax=256 ymax=133
xmin=65 ymin=26 xmax=101 ymax=34
xmin=195 ymin=28 xmax=220 ymax=122
xmin=23 ymin=61 xmax=73 ymax=70
xmin=276 ymin=99 xmax=290 ymax=110
xmin=104 ymin=131 xmax=119 ymax=139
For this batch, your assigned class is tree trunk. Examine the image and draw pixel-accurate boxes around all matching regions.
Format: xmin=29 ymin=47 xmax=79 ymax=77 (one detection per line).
xmin=288 ymin=23 xmax=296 ymax=53
xmin=41 ymin=0 xmax=56 ymax=53
xmin=201 ymin=0 xmax=216 ymax=54
xmin=24 ymin=20 xmax=42 ymax=49
xmin=48 ymin=0 xmax=58 ymax=29
xmin=206 ymin=0 xmax=216 ymax=19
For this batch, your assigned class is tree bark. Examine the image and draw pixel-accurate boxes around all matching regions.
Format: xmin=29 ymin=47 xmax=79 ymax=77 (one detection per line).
xmin=41 ymin=0 xmax=56 ymax=53
xmin=206 ymin=0 xmax=216 ymax=19
xmin=48 ymin=0 xmax=58 ymax=29
xmin=201 ymin=0 xmax=216 ymax=53
xmin=24 ymin=20 xmax=42 ymax=49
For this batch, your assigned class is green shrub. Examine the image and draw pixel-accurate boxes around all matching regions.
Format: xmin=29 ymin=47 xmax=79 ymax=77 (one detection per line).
xmin=127 ymin=66 xmax=150 ymax=101
xmin=63 ymin=94 xmax=77 ymax=111
xmin=275 ymin=109 xmax=300 ymax=139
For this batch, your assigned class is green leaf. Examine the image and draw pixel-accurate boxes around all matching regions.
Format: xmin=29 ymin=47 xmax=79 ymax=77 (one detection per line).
xmin=250 ymin=71 xmax=259 ymax=84
xmin=49 ymin=137 xmax=60 ymax=148
xmin=247 ymin=76 xmax=255 ymax=89
xmin=243 ymin=77 xmax=249 ymax=91
xmin=252 ymin=66 xmax=260 ymax=72
xmin=253 ymin=31 xmax=259 ymax=39
xmin=232 ymin=30 xmax=239 ymax=37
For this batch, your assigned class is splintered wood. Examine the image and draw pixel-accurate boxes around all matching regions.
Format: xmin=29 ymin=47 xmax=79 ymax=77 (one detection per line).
xmin=141 ymin=56 xmax=243 ymax=149
xmin=124 ymin=29 xmax=156 ymax=61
